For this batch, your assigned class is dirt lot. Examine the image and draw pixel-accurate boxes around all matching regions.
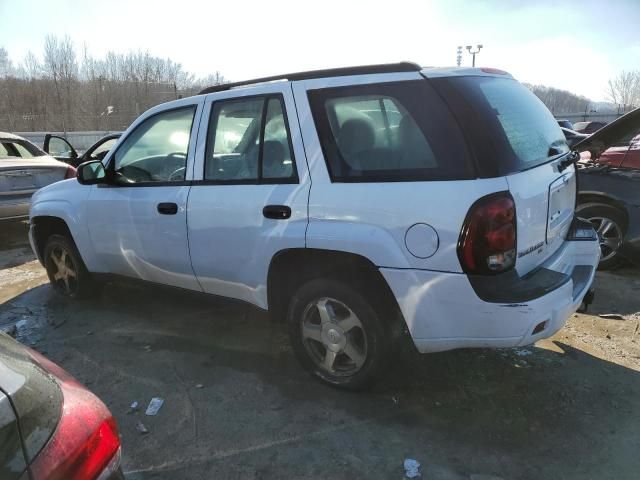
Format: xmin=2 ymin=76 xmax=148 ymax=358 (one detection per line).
xmin=1 ymin=220 xmax=640 ymax=480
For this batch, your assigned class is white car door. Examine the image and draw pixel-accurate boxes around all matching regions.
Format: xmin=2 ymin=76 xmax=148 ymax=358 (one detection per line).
xmin=187 ymin=83 xmax=310 ymax=308
xmin=86 ymin=98 xmax=203 ymax=290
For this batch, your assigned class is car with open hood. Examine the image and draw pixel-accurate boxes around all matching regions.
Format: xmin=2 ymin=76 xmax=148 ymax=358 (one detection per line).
xmin=572 ymin=107 xmax=640 ymax=269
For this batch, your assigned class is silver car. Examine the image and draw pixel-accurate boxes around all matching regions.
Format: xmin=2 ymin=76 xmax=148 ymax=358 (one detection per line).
xmin=0 ymin=132 xmax=75 ymax=221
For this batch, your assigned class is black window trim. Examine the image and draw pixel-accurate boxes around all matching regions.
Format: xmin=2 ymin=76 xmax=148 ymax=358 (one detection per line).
xmin=102 ymin=104 xmax=198 ymax=188
xmin=307 ymin=79 xmax=476 ymax=183
xmin=200 ymin=93 xmax=299 ymax=186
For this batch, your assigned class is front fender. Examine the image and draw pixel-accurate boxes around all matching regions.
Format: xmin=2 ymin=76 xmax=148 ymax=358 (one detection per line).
xmin=29 ymin=181 xmax=103 ymax=272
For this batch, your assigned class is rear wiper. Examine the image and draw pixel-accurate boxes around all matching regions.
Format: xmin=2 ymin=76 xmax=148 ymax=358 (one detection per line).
xmin=558 ymin=150 xmax=580 ymax=173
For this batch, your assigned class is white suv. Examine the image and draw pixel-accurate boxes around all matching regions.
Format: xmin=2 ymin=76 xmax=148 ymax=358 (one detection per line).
xmin=29 ymin=63 xmax=600 ymax=389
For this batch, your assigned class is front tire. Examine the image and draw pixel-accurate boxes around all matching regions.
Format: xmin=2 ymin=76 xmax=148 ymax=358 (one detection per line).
xmin=576 ymin=202 xmax=626 ymax=270
xmin=43 ymin=234 xmax=97 ymax=299
xmin=287 ymin=279 xmax=390 ymax=390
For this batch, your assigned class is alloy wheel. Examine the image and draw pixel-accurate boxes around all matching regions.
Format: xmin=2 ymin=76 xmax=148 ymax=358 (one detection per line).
xmin=300 ymin=297 xmax=368 ymax=376
xmin=588 ymin=216 xmax=623 ymax=262
xmin=49 ymin=246 xmax=78 ymax=295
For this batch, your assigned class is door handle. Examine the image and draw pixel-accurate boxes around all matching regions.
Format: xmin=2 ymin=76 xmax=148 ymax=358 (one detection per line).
xmin=157 ymin=202 xmax=178 ymax=215
xmin=263 ymin=205 xmax=291 ymax=220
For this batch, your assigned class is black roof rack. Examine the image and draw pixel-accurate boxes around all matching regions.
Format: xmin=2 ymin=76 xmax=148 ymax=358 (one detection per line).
xmin=198 ymin=62 xmax=422 ymax=95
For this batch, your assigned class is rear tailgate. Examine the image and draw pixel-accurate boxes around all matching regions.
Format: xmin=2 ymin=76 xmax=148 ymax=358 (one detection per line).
xmin=506 ymin=163 xmax=576 ymax=274
xmin=429 ymin=73 xmax=575 ymax=275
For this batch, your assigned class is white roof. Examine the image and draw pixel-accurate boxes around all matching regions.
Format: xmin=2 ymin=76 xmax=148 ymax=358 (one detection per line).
xmin=421 ymin=66 xmax=514 ymax=79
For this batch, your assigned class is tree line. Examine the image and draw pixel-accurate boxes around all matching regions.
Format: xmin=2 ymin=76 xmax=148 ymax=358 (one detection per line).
xmin=1 ymin=35 xmax=638 ymax=133
xmin=0 ymin=35 xmax=225 ymax=132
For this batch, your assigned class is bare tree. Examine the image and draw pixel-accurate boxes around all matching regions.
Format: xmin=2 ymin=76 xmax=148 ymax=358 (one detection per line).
xmin=0 ymin=47 xmax=12 ymax=77
xmin=525 ymin=83 xmax=591 ymax=114
xmin=607 ymin=70 xmax=640 ymax=110
xmin=0 ymin=35 xmax=226 ymax=132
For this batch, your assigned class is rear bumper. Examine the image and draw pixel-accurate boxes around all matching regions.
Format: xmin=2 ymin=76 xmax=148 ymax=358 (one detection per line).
xmin=381 ymin=227 xmax=600 ymax=353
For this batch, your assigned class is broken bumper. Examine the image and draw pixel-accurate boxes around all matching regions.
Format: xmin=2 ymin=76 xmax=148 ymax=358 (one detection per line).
xmin=381 ymin=223 xmax=600 ymax=353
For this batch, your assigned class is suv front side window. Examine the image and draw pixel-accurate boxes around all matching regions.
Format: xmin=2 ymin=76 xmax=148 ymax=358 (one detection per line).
xmin=112 ymin=106 xmax=196 ymax=184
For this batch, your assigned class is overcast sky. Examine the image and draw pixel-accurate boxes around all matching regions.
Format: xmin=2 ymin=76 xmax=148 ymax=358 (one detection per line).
xmin=1 ymin=0 xmax=638 ymax=101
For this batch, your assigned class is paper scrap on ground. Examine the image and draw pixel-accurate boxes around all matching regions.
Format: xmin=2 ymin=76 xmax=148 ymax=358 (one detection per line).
xmin=404 ymin=458 xmax=421 ymax=478
xmin=145 ymin=397 xmax=164 ymax=416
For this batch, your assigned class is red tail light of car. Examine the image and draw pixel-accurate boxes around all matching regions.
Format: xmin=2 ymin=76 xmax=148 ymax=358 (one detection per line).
xmin=26 ymin=349 xmax=121 ymax=480
xmin=65 ymin=165 xmax=78 ymax=179
xmin=457 ymin=192 xmax=517 ymax=275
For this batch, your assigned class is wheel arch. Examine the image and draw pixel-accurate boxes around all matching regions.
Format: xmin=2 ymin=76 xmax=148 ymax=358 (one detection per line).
xmin=267 ymin=248 xmax=406 ymax=336
xmin=30 ymin=216 xmax=75 ymax=264
xmin=577 ymin=192 xmax=630 ymax=232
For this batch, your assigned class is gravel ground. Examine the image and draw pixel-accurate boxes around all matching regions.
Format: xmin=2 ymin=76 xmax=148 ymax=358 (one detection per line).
xmin=1 ymin=220 xmax=639 ymax=480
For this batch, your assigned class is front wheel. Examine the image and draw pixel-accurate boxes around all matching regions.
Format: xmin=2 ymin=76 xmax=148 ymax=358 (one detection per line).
xmin=287 ymin=279 xmax=390 ymax=390
xmin=44 ymin=234 xmax=97 ymax=298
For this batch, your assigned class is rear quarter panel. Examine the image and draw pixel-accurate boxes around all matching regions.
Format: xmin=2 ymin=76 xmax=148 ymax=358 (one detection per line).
xmin=292 ymin=74 xmax=508 ymax=271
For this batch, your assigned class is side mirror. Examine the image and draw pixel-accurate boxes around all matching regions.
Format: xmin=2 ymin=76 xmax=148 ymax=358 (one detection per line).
xmin=77 ymin=160 xmax=107 ymax=185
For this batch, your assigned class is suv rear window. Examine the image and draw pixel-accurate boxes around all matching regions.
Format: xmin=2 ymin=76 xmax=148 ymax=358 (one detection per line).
xmin=308 ymin=80 xmax=473 ymax=182
xmin=431 ymin=76 xmax=570 ymax=176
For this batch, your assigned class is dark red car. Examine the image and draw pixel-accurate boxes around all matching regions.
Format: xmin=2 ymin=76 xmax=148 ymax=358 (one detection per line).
xmin=0 ymin=331 xmax=123 ymax=480
xmin=597 ymin=132 xmax=640 ymax=169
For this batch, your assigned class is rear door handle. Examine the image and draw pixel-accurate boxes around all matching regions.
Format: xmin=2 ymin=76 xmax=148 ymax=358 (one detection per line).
xmin=263 ymin=205 xmax=291 ymax=220
xmin=157 ymin=202 xmax=178 ymax=215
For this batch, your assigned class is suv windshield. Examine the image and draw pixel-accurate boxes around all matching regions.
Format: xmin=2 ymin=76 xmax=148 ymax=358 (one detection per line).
xmin=432 ymin=75 xmax=570 ymax=177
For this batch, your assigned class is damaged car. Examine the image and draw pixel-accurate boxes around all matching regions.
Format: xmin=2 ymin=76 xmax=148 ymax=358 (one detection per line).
xmin=574 ymin=108 xmax=640 ymax=269
xmin=28 ymin=63 xmax=601 ymax=389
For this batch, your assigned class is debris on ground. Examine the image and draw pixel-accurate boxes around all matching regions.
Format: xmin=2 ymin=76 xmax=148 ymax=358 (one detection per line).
xmin=128 ymin=401 xmax=139 ymax=414
xmin=514 ymin=348 xmax=533 ymax=356
xmin=145 ymin=397 xmax=165 ymax=416
xmin=599 ymin=313 xmax=624 ymax=320
xmin=143 ymin=345 xmax=152 ymax=352
xmin=195 ymin=384 xmax=204 ymax=389
xmin=403 ymin=458 xmax=421 ymax=478
xmin=136 ymin=420 xmax=149 ymax=435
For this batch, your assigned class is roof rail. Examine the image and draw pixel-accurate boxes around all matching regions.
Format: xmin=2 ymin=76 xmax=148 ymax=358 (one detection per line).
xmin=198 ymin=62 xmax=422 ymax=95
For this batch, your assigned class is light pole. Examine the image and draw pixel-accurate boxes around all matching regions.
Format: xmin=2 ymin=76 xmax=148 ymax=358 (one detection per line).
xmin=456 ymin=46 xmax=463 ymax=67
xmin=466 ymin=44 xmax=483 ymax=67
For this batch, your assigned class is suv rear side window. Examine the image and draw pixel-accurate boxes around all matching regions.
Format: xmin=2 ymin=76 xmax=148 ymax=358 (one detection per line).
xmin=431 ymin=76 xmax=570 ymax=176
xmin=308 ymin=80 xmax=473 ymax=182
xmin=204 ymin=95 xmax=297 ymax=183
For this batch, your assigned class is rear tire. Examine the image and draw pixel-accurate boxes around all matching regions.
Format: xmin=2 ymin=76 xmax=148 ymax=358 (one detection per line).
xmin=287 ymin=279 xmax=390 ymax=390
xmin=576 ymin=202 xmax=626 ymax=270
xmin=43 ymin=234 xmax=98 ymax=299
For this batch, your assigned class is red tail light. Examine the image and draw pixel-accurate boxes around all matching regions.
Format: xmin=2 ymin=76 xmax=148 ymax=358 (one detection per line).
xmin=65 ymin=165 xmax=77 ymax=179
xmin=27 ymin=349 xmax=121 ymax=480
xmin=457 ymin=192 xmax=517 ymax=275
